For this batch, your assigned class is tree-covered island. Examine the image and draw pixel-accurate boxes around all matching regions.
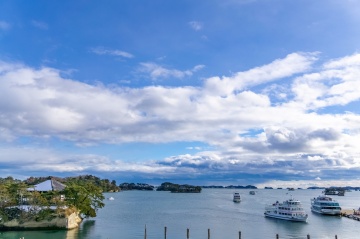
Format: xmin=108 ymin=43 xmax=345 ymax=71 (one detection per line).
xmin=0 ymin=175 xmax=117 ymax=231
xmin=156 ymin=182 xmax=202 ymax=193
xmin=119 ymin=183 xmax=154 ymax=191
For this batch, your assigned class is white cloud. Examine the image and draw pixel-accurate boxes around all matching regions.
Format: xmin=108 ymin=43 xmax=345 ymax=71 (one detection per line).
xmin=139 ymin=62 xmax=204 ymax=80
xmin=188 ymin=21 xmax=203 ymax=31
xmin=323 ymin=53 xmax=360 ymax=69
xmin=91 ymin=47 xmax=134 ymax=58
xmin=1 ymin=52 xmax=360 ymax=184
xmin=204 ymin=52 xmax=318 ymax=96
xmin=0 ymin=146 xmax=177 ymax=177
xmin=291 ymin=53 xmax=360 ymax=110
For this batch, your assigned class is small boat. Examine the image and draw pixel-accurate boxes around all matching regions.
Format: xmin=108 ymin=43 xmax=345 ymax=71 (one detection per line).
xmin=311 ymin=195 xmax=341 ymax=215
xmin=233 ymin=192 xmax=241 ymax=203
xmin=108 ymin=197 xmax=115 ymax=200
xmin=324 ymin=188 xmax=345 ymax=196
xmin=264 ymin=196 xmax=308 ymax=222
xmin=249 ymin=191 xmax=256 ymax=195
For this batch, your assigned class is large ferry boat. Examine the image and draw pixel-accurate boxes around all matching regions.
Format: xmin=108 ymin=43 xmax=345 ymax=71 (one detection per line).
xmin=264 ymin=197 xmax=308 ymax=222
xmin=233 ymin=192 xmax=241 ymax=203
xmin=311 ymin=195 xmax=341 ymax=215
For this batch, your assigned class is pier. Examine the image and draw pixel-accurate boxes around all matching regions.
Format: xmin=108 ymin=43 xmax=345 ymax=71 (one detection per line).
xmin=341 ymin=209 xmax=360 ymax=221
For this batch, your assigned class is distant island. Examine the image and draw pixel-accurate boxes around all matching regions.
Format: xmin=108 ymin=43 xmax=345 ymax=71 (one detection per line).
xmin=118 ymin=183 xmax=258 ymax=190
xmin=119 ymin=183 xmax=154 ymax=191
xmin=157 ymin=182 xmax=202 ymax=193
xmin=202 ymin=185 xmax=257 ymax=189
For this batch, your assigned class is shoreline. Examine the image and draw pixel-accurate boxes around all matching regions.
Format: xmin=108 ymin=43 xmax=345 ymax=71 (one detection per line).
xmin=0 ymin=211 xmax=82 ymax=231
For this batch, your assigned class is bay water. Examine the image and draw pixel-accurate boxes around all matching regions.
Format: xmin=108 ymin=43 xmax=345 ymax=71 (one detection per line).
xmin=1 ymin=189 xmax=360 ymax=239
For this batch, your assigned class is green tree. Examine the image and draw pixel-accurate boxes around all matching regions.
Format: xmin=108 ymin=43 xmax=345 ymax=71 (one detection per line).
xmin=0 ymin=184 xmax=11 ymax=208
xmin=63 ymin=182 xmax=105 ymax=218
xmin=6 ymin=182 xmax=29 ymax=206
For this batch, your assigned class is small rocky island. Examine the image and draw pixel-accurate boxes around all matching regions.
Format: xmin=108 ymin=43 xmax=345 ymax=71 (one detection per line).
xmin=156 ymin=182 xmax=202 ymax=193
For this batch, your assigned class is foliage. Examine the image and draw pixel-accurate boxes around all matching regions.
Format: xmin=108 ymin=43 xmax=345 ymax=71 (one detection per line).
xmin=63 ymin=182 xmax=105 ymax=218
xmin=0 ymin=180 xmax=30 ymax=208
xmin=24 ymin=175 xmax=120 ymax=193
xmin=156 ymin=182 xmax=202 ymax=193
xmin=119 ymin=182 xmax=154 ymax=191
xmin=0 ymin=176 xmax=22 ymax=185
xmin=65 ymin=175 xmax=120 ymax=192
xmin=0 ymin=175 xmax=108 ymax=223
xmin=0 ymin=207 xmax=22 ymax=222
xmin=34 ymin=208 xmax=56 ymax=222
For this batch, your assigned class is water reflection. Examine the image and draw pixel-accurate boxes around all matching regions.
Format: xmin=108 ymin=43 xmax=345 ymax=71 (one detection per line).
xmin=0 ymin=229 xmax=68 ymax=239
xmin=76 ymin=220 xmax=96 ymax=239
xmin=65 ymin=227 xmax=79 ymax=239
xmin=0 ymin=220 xmax=97 ymax=239
xmin=263 ymin=217 xmax=309 ymax=239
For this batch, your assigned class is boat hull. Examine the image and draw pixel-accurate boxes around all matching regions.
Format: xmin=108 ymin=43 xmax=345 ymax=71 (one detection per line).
xmin=311 ymin=207 xmax=341 ymax=215
xmin=233 ymin=193 xmax=241 ymax=203
xmin=264 ymin=213 xmax=308 ymax=222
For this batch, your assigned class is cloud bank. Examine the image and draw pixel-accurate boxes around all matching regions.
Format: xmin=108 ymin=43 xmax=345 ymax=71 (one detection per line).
xmin=1 ymin=52 xmax=360 ymax=186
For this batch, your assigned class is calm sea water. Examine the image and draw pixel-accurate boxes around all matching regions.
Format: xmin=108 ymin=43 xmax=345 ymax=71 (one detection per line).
xmin=1 ymin=189 xmax=360 ymax=239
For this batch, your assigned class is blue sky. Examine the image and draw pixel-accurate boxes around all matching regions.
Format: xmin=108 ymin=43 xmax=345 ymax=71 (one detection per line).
xmin=1 ymin=0 xmax=360 ymax=188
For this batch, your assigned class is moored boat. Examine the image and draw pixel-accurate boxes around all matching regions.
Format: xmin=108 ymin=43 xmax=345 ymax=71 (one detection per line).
xmin=324 ymin=187 xmax=345 ymax=196
xmin=233 ymin=192 xmax=241 ymax=203
xmin=249 ymin=191 xmax=256 ymax=195
xmin=264 ymin=196 xmax=308 ymax=222
xmin=311 ymin=195 xmax=341 ymax=215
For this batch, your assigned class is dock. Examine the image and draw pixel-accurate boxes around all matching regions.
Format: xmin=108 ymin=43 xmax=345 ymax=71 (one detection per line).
xmin=341 ymin=209 xmax=360 ymax=221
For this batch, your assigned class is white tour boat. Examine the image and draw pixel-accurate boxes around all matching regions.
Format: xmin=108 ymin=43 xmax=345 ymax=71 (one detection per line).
xmin=311 ymin=195 xmax=341 ymax=215
xmin=233 ymin=192 xmax=241 ymax=203
xmin=264 ymin=196 xmax=308 ymax=222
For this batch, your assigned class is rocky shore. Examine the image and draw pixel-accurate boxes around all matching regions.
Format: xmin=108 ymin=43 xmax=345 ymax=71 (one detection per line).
xmin=0 ymin=211 xmax=82 ymax=231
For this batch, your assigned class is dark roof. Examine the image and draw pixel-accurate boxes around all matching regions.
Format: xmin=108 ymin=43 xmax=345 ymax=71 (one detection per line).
xmin=51 ymin=179 xmax=66 ymax=191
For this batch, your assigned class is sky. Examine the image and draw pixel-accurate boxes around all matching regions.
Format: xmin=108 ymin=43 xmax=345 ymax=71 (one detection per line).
xmin=1 ymin=0 xmax=360 ymax=188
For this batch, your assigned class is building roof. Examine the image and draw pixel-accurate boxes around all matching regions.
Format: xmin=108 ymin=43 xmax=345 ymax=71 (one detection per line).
xmin=27 ymin=179 xmax=66 ymax=192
